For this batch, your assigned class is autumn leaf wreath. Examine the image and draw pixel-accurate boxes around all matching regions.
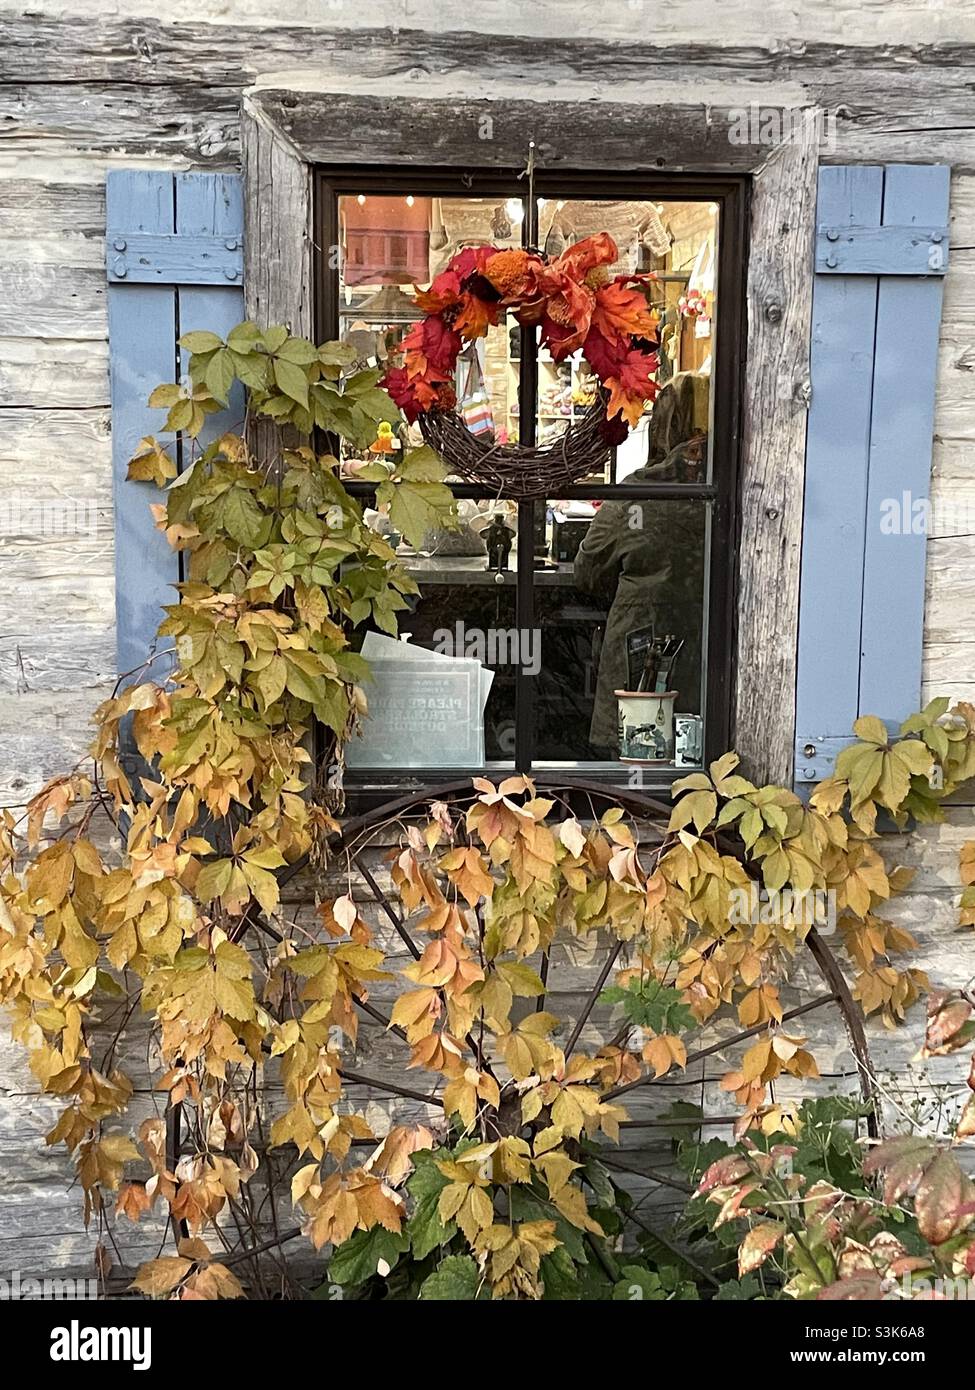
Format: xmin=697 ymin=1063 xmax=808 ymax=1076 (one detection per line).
xmin=382 ymin=232 xmax=661 ymax=447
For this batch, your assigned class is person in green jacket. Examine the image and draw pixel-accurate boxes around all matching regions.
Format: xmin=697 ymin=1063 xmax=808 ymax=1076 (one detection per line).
xmin=573 ymin=443 xmax=707 ymax=757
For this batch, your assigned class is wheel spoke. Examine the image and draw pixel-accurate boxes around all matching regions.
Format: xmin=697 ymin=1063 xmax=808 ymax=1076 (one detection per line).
xmin=338 ymin=1067 xmax=444 ymax=1108
xmin=564 ymin=939 xmax=623 ymax=1060
xmin=354 ymin=852 xmax=421 ymax=960
xmin=165 ymin=1100 xmax=189 ymax=1243
xmin=355 ymin=996 xmax=405 ymax=1040
xmin=535 ymin=948 xmax=550 ymax=1013
xmin=222 ymin=1225 xmax=303 ymax=1269
xmin=602 ymin=992 xmax=838 ymax=1102
xmin=615 ymin=1203 xmax=720 ymax=1286
xmin=596 ymin=1153 xmax=693 ymax=1195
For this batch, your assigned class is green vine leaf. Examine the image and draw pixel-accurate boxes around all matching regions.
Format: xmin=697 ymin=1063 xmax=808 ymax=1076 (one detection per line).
xmin=418 ymin=1254 xmax=483 ymax=1300
xmin=273 ymin=357 xmax=310 ymax=408
xmin=328 ymin=1227 xmax=409 ymax=1287
xmin=377 ymin=477 xmax=456 ymax=549
xmin=180 ymin=330 xmax=224 ymax=355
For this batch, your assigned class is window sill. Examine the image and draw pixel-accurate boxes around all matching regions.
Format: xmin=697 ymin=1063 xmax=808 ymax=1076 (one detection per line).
xmin=340 ymin=763 xmax=694 ymax=816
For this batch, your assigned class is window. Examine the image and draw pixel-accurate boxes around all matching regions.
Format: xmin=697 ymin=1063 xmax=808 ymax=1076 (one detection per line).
xmin=315 ymin=169 xmax=745 ymax=791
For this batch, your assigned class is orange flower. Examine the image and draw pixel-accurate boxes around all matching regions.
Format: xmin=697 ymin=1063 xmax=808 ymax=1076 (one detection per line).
xmin=516 ymin=233 xmax=621 ymax=357
xmin=482 ymin=248 xmax=534 ymax=298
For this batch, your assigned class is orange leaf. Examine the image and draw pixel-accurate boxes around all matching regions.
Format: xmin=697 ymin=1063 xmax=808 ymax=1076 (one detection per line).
xmin=591 ymin=280 xmax=657 ymax=343
xmin=739 ymin=1221 xmax=785 ymax=1276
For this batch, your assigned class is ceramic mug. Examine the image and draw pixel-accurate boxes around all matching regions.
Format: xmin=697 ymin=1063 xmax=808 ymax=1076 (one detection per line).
xmin=615 ymin=690 xmax=677 ymax=763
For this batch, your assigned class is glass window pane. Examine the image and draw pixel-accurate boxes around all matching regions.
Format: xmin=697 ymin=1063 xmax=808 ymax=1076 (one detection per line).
xmin=326 ymin=181 xmax=729 ymax=782
xmin=530 ymin=197 xmax=718 ymax=486
xmin=533 ymin=496 xmax=709 ymax=767
xmin=349 ymin=503 xmax=523 ymax=769
xmin=336 ymin=193 xmax=523 ymax=470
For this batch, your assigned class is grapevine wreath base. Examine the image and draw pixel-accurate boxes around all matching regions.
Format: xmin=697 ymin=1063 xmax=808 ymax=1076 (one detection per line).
xmin=418 ymin=388 xmax=614 ymax=500
xmin=383 ymin=233 xmax=661 ymax=498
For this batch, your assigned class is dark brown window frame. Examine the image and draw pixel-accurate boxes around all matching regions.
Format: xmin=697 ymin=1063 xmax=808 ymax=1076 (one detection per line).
xmin=241 ymin=89 xmax=819 ymax=787
xmin=314 ymin=166 xmax=745 ymax=793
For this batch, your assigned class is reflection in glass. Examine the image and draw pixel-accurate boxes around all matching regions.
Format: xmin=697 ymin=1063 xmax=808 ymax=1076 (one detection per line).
xmin=534 ymin=498 xmax=708 ymax=765
xmin=532 ymin=197 xmax=718 ymax=487
xmin=354 ymin=502 xmax=522 ymax=767
xmin=336 ymin=194 xmax=523 ymax=468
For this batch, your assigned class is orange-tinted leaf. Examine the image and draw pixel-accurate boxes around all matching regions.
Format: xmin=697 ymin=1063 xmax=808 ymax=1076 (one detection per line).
xmin=916 ymin=1150 xmax=968 ymax=1245
xmin=131 ymin=1256 xmax=192 ymax=1297
xmin=738 ymin=1220 xmax=784 ymax=1276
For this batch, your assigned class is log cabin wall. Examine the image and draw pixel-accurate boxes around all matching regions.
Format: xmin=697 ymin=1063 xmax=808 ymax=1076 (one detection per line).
xmin=1 ymin=0 xmax=974 ymax=1277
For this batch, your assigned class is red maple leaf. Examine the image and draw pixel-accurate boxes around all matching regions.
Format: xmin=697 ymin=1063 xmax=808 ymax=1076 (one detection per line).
xmin=602 ymin=346 xmax=660 ymax=427
xmin=582 ymin=325 xmax=628 ymax=381
xmin=415 ymin=315 xmax=462 ymax=373
xmin=413 ymin=247 xmax=499 ymax=315
xmin=591 ymin=278 xmax=658 ymax=344
xmin=382 ymin=365 xmax=419 ymax=419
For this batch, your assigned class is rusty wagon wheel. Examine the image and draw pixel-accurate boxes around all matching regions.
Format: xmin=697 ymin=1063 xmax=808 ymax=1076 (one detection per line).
xmin=304 ymin=774 xmax=879 ymax=1248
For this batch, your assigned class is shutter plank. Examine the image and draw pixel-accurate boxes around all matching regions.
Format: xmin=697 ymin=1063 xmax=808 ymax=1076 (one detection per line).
xmin=859 ymin=165 xmax=950 ymax=720
xmin=175 ymin=173 xmax=245 ymax=449
xmin=109 ymin=171 xmax=245 ymax=694
xmin=795 ymin=166 xmax=882 ymax=782
xmin=795 ymin=163 xmax=950 ymax=785
xmin=107 ymin=170 xmax=178 ymax=683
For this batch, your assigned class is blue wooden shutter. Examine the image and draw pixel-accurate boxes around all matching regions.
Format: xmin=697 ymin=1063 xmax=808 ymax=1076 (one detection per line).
xmin=107 ymin=171 xmax=244 ymax=682
xmin=794 ymin=164 xmax=949 ymax=784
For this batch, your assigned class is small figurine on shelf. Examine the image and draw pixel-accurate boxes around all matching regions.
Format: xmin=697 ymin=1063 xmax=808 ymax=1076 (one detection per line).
xmin=369 ymin=421 xmax=397 ymax=454
xmin=484 ymin=513 xmax=515 ymax=574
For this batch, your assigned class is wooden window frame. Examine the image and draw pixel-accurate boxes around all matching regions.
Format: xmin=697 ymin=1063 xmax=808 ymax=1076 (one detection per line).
xmin=317 ymin=167 xmax=741 ymax=791
xmin=241 ymin=90 xmax=819 ymax=786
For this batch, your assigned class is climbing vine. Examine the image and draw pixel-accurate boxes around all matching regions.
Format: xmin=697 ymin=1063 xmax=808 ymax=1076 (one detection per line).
xmin=689 ymin=988 xmax=975 ymax=1300
xmin=1 ymin=320 xmax=974 ymax=1300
